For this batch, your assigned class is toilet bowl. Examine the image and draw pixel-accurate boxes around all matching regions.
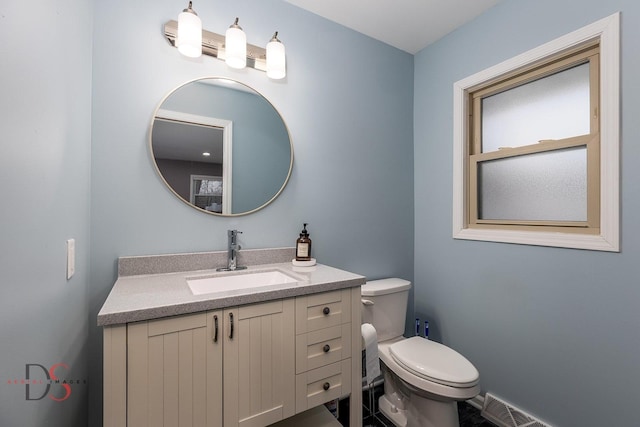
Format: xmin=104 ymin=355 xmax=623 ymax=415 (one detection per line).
xmin=362 ymin=278 xmax=480 ymax=427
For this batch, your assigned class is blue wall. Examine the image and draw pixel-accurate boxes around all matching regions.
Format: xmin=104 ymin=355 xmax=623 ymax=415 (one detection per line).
xmin=88 ymin=0 xmax=414 ymax=424
xmin=414 ymin=1 xmax=640 ymax=426
xmin=0 ymin=1 xmax=92 ymax=426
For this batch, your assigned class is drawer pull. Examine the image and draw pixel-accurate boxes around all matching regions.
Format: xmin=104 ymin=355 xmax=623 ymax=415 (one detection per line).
xmin=323 ymin=344 xmax=331 ymax=353
xmin=213 ymin=315 xmax=219 ymax=342
xmin=323 ymin=382 xmax=330 ymax=391
xmin=322 ymin=307 xmax=330 ymax=315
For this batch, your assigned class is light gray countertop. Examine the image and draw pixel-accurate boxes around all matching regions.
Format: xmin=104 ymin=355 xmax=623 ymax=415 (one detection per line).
xmin=98 ymin=248 xmax=366 ymax=326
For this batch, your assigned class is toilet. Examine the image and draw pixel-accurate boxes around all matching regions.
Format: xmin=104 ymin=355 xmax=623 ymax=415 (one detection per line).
xmin=361 ymin=278 xmax=480 ymax=427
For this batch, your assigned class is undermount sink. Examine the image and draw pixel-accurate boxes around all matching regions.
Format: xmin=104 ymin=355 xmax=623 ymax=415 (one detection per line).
xmin=187 ymin=269 xmax=301 ymax=296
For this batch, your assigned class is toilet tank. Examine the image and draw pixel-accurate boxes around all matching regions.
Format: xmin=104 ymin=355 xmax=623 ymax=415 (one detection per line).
xmin=361 ymin=278 xmax=411 ymax=342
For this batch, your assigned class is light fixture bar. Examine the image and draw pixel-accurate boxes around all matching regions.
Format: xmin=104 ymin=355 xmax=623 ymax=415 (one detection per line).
xmin=164 ymin=20 xmax=267 ymax=72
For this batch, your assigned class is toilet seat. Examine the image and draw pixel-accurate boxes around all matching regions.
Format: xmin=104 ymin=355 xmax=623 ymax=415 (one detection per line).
xmin=389 ymin=337 xmax=479 ymax=387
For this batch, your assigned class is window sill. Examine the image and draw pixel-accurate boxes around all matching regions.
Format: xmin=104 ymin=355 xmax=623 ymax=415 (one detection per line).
xmin=453 ymin=226 xmax=618 ymax=252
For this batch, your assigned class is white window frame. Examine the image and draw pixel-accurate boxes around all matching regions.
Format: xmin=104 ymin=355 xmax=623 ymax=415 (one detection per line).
xmin=452 ymin=13 xmax=620 ymax=252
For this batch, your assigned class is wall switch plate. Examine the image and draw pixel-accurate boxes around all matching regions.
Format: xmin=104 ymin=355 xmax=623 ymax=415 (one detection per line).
xmin=67 ymin=239 xmax=75 ymax=279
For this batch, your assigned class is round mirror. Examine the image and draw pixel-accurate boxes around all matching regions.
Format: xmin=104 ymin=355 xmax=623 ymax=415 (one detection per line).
xmin=150 ymin=78 xmax=293 ymax=216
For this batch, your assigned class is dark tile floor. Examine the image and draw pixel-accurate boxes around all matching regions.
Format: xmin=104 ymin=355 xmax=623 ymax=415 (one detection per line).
xmin=458 ymin=401 xmax=498 ymax=427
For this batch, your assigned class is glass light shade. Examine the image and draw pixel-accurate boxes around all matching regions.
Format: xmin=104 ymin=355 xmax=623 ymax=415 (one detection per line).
xmin=177 ymin=6 xmax=202 ymax=58
xmin=225 ymin=21 xmax=247 ymax=69
xmin=266 ymin=36 xmax=286 ymax=79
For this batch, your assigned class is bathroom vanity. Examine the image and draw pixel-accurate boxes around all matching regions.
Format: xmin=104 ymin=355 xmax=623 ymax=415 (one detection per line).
xmin=99 ymin=248 xmax=365 ymax=427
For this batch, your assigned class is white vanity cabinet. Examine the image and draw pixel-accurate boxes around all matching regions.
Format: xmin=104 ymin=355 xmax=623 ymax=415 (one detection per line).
xmin=103 ymin=288 xmax=362 ymax=427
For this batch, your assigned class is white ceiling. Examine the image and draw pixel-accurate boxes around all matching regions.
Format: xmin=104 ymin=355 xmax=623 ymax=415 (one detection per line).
xmin=284 ymin=0 xmax=502 ymax=54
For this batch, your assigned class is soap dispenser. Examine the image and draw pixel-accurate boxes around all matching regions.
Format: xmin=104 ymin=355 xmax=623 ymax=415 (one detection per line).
xmin=295 ymin=223 xmax=312 ymax=261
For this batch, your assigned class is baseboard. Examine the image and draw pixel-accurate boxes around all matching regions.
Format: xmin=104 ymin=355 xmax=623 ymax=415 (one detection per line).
xmin=481 ymin=393 xmax=551 ymax=427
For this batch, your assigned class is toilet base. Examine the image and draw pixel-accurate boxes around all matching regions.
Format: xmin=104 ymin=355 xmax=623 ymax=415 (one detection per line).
xmin=379 ymin=392 xmax=460 ymax=427
xmin=379 ymin=394 xmax=407 ymax=427
xmin=380 ymin=362 xmax=461 ymax=427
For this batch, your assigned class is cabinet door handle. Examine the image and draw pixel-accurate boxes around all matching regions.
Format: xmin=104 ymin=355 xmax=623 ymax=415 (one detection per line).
xmin=323 ymin=382 xmax=330 ymax=391
xmin=322 ymin=307 xmax=330 ymax=315
xmin=229 ymin=312 xmax=234 ymax=339
xmin=323 ymin=344 xmax=331 ymax=353
xmin=213 ymin=315 xmax=219 ymax=343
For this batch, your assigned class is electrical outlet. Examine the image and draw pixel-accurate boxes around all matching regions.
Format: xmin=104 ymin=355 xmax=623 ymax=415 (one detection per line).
xmin=67 ymin=239 xmax=75 ymax=279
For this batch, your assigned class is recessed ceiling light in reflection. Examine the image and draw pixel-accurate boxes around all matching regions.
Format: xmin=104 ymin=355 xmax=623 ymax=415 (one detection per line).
xmin=202 ymin=152 xmax=211 ymax=157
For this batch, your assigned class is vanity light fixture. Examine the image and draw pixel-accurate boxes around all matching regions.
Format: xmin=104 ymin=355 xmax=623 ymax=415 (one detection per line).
xmin=176 ymin=2 xmax=202 ymax=58
xmin=165 ymin=3 xmax=286 ymax=79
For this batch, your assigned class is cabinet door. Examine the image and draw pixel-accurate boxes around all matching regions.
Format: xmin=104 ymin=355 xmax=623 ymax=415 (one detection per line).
xmin=223 ymin=299 xmax=296 ymax=427
xmin=127 ymin=311 xmax=223 ymax=427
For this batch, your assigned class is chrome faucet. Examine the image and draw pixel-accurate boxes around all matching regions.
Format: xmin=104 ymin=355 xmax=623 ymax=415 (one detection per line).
xmin=217 ymin=229 xmax=247 ymax=271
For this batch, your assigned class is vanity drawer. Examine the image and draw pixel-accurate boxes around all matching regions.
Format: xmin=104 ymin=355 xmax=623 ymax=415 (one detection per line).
xmin=295 ymin=289 xmax=352 ymax=333
xmin=296 ymin=324 xmax=352 ymax=374
xmin=295 ymin=359 xmax=352 ymax=413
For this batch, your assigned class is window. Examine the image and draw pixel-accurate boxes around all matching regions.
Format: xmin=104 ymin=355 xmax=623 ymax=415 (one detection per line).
xmin=453 ymin=13 xmax=620 ymax=251
xmin=190 ymin=175 xmax=224 ymax=213
xmin=471 ymin=46 xmax=599 ymax=231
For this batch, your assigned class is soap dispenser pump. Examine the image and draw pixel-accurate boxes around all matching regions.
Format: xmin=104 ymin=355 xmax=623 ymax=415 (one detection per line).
xmin=295 ymin=223 xmax=312 ymax=261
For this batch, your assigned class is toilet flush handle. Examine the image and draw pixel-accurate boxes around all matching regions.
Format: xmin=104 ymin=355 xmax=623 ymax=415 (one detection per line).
xmin=361 ymin=299 xmax=374 ymax=306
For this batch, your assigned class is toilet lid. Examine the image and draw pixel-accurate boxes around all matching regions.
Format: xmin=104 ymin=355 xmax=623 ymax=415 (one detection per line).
xmin=389 ymin=337 xmax=479 ymax=387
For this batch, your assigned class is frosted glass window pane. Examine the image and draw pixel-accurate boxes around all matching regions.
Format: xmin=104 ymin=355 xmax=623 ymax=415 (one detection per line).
xmin=478 ymin=147 xmax=587 ymax=222
xmin=482 ymin=63 xmax=590 ymax=152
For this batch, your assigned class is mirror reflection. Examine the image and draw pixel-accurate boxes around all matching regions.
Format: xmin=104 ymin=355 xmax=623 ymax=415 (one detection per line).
xmin=150 ymin=78 xmax=293 ymax=216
